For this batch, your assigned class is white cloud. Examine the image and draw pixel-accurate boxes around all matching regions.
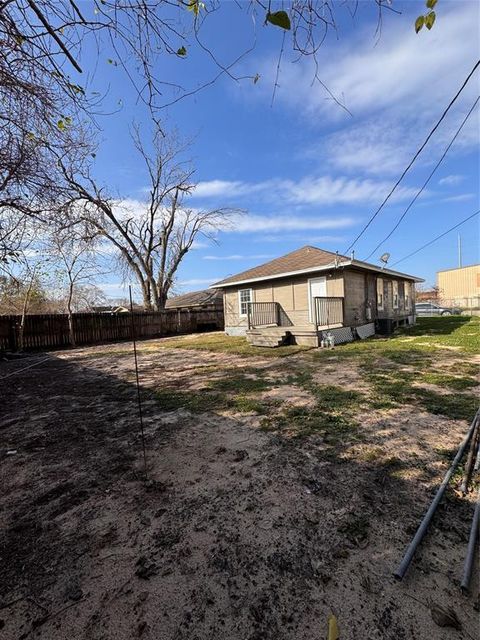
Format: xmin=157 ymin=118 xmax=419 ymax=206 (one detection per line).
xmin=438 ymin=174 xmax=465 ymax=186
xmin=254 ymin=2 xmax=479 ymax=177
xmin=193 ymin=175 xmax=420 ymax=206
xmin=203 ymin=254 xmax=273 ymax=261
xmin=193 ymin=180 xmax=249 ymax=198
xmin=228 ymin=213 xmax=356 ymax=233
xmin=264 ymin=2 xmax=478 ymax=120
xmin=255 ymin=234 xmax=347 ymax=244
xmin=96 ymin=282 xmax=129 ymax=297
xmin=442 ymin=193 xmax=476 ymax=202
xmin=177 ymin=278 xmax=220 ymax=286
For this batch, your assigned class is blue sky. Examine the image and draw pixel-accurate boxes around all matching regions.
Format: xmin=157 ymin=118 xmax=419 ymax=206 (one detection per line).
xmin=79 ymin=0 xmax=479 ymax=299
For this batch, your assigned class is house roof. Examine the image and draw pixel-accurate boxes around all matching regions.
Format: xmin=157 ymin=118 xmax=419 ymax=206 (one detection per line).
xmin=212 ymin=246 xmax=348 ymax=287
xmin=165 ymin=288 xmax=223 ymax=309
xmin=211 ymin=245 xmax=423 ymax=288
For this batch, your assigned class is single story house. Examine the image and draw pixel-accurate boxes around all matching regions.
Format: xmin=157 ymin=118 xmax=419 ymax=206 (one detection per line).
xmin=211 ymin=246 xmax=424 ymax=347
xmin=165 ymin=288 xmax=223 ymax=311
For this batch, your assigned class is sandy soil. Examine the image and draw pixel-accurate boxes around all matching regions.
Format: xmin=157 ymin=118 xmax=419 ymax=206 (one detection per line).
xmin=0 ymin=340 xmax=479 ymax=640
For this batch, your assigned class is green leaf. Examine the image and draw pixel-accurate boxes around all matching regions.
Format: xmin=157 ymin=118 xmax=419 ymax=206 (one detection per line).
xmin=177 ymin=46 xmax=187 ymax=56
xmin=187 ymin=1 xmax=204 ymax=16
xmin=14 ymin=34 xmax=25 ymax=46
xmin=426 ymin=0 xmax=437 ymax=8
xmin=425 ymin=11 xmax=436 ymax=29
xmin=266 ymin=10 xmax=291 ymax=30
xmin=91 ymin=153 xmax=96 ymax=159
xmin=57 ymin=119 xmax=65 ymax=130
xmin=415 ymin=15 xmax=425 ymax=33
xmin=64 ymin=116 xmax=72 ymax=125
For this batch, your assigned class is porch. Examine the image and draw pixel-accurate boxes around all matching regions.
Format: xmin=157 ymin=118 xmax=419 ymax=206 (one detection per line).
xmin=245 ymin=298 xmax=347 ymax=347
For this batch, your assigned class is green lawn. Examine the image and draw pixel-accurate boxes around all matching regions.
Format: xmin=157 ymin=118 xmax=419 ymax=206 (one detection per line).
xmin=152 ymin=317 xmax=478 ymax=432
xmin=157 ymin=316 xmax=479 ymax=358
xmin=156 ymin=332 xmax=312 ymax=358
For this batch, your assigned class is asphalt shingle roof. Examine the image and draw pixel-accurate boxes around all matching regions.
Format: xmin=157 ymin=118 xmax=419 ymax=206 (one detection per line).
xmin=212 ymin=246 xmax=347 ymax=287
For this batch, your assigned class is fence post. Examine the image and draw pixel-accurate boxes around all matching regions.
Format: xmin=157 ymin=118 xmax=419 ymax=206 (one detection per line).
xmin=247 ymin=303 xmax=251 ymax=330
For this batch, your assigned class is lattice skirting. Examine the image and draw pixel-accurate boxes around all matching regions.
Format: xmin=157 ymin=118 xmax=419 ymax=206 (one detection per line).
xmin=319 ymin=327 xmax=354 ymax=344
xmin=355 ymin=323 xmax=376 ymax=340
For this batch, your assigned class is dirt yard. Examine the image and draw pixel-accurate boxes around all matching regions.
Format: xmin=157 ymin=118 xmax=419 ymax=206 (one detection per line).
xmin=1 ymin=317 xmax=479 ymax=640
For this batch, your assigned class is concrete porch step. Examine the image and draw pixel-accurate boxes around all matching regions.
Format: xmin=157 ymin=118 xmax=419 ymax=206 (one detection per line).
xmin=246 ymin=329 xmax=288 ymax=347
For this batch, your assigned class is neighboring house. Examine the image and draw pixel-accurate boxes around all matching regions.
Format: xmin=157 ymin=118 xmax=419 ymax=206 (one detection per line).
xmin=165 ymin=288 xmax=224 ymax=331
xmin=211 ymin=246 xmax=423 ymax=347
xmin=437 ymin=264 xmax=480 ymax=309
xmin=165 ymin=288 xmax=223 ymax=311
xmin=91 ymin=305 xmax=131 ymax=314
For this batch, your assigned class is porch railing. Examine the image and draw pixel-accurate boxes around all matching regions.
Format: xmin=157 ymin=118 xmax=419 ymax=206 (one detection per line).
xmin=313 ymin=296 xmax=344 ymax=327
xmin=247 ymin=302 xmax=280 ymax=329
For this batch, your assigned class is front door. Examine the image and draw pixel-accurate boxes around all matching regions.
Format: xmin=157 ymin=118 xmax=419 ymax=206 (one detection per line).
xmin=308 ymin=277 xmax=327 ymax=323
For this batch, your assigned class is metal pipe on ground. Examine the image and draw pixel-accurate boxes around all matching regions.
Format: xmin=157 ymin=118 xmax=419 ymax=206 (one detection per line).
xmin=474 ymin=439 xmax=480 ymax=473
xmin=460 ymin=487 xmax=480 ymax=593
xmin=460 ymin=414 xmax=480 ymax=494
xmin=394 ymin=409 xmax=480 ymax=581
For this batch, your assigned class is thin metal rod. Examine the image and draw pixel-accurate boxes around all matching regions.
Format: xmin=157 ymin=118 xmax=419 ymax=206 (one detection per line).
xmin=461 ymin=487 xmax=480 ymax=592
xmin=0 ymin=356 xmax=51 ymax=380
xmin=473 ymin=438 xmax=480 ymax=472
xmin=129 ymin=286 xmax=147 ymax=479
xmin=394 ymin=410 xmax=479 ymax=580
xmin=460 ymin=416 xmax=480 ymax=494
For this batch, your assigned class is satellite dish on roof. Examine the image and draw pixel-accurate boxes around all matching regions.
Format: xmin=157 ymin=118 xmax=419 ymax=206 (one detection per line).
xmin=380 ymin=253 xmax=390 ymax=269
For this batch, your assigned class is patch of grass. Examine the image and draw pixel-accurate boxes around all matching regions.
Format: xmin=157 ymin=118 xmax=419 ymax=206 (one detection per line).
xmin=413 ymin=388 xmax=477 ymax=421
xmin=434 ymin=446 xmax=457 ymax=460
xmin=156 ymin=333 xmax=311 ymax=358
xmin=261 ymin=404 xmax=357 ymax=441
xmin=153 ymin=387 xmax=228 ymax=413
xmin=362 ymin=368 xmax=478 ymax=421
xmin=153 ymin=387 xmax=270 ymax=415
xmin=209 ymin=373 xmax=272 ymax=393
xmin=418 ymin=372 xmax=477 ymax=391
xmin=447 ymin=361 xmax=479 ymax=377
xmin=230 ymin=395 xmax=267 ymax=414
xmin=260 ymin=384 xmax=363 ymax=441
xmin=359 ymin=446 xmax=385 ymax=462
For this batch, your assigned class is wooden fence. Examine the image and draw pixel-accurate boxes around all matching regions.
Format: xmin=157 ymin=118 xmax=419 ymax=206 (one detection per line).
xmin=0 ymin=308 xmax=224 ymax=352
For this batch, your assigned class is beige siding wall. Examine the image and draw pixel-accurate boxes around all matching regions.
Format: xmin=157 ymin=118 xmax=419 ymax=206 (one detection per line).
xmin=376 ymin=275 xmax=415 ymax=319
xmin=343 ymin=270 xmax=366 ymax=326
xmin=224 ymin=273 xmax=344 ymax=333
xmin=223 ymin=268 xmax=416 ymax=334
xmin=437 ymin=264 xmax=480 ymax=303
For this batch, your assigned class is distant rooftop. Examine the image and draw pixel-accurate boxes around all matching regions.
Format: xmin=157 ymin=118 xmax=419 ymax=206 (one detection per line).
xmin=165 ymin=288 xmax=223 ymax=309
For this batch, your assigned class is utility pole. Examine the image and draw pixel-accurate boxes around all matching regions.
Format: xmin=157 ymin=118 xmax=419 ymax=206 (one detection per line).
xmin=457 ymin=233 xmax=462 ymax=268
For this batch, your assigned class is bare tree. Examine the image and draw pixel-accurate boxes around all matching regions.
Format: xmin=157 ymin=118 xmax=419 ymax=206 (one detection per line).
xmin=46 ymin=228 xmax=104 ymax=345
xmin=59 ymin=125 xmax=235 ymax=310
xmin=1 ymin=1 xmax=406 ymax=122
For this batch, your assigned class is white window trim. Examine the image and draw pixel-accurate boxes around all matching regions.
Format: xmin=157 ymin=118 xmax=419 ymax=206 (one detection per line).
xmin=238 ymin=288 xmax=253 ymax=317
xmin=393 ymin=281 xmax=399 ymax=309
xmin=377 ymin=278 xmax=384 ymax=311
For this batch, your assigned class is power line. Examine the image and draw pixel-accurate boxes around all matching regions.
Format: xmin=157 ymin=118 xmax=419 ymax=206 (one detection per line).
xmin=364 ymin=95 xmax=480 ymax=262
xmin=390 ymin=210 xmax=480 ymax=268
xmin=345 ymin=58 xmax=480 ymax=254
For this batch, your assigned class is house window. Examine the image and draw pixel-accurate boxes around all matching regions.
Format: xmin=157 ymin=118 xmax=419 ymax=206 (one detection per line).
xmin=238 ymin=288 xmax=252 ymax=316
xmin=377 ymin=278 xmax=384 ymax=310
xmin=393 ymin=281 xmax=399 ymax=309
